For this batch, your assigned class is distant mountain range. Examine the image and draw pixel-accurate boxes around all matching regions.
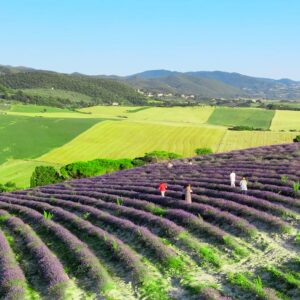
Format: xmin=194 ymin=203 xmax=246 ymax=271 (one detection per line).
xmin=1 ymin=65 xmax=300 ymax=100
xmin=118 ymin=70 xmax=300 ymax=100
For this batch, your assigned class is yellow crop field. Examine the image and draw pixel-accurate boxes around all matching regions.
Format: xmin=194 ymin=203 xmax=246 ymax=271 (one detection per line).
xmin=40 ymin=120 xmax=226 ymax=164
xmin=270 ymin=110 xmax=300 ymax=131
xmin=217 ymin=130 xmax=298 ymax=152
xmin=129 ymin=106 xmax=214 ymax=124
xmin=79 ymin=105 xmax=215 ymax=125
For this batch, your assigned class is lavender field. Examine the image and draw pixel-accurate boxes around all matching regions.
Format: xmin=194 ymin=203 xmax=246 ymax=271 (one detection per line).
xmin=0 ymin=143 xmax=299 ymax=300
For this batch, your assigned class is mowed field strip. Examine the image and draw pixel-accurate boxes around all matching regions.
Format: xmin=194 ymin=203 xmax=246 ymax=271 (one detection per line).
xmin=39 ymin=120 xmax=226 ymax=163
xmin=218 ymin=130 xmax=297 ymax=152
xmin=271 ymin=110 xmax=300 ymax=131
xmin=80 ymin=105 xmax=215 ymax=125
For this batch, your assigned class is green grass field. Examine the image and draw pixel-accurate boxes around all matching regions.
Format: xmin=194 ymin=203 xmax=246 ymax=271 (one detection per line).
xmin=207 ymin=107 xmax=275 ymax=129
xmin=10 ymin=104 xmax=73 ymax=113
xmin=0 ymin=110 xmax=105 ymax=119
xmin=0 ymin=114 xmax=102 ymax=164
xmin=271 ymin=110 xmax=300 ymax=131
xmin=40 ymin=120 xmax=226 ymax=163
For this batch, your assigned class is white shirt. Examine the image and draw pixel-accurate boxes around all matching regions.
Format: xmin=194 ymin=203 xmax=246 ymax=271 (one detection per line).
xmin=230 ymin=172 xmax=236 ymax=182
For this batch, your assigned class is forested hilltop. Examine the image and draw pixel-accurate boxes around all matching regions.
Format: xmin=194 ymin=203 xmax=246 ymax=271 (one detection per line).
xmin=0 ymin=71 xmax=147 ymax=108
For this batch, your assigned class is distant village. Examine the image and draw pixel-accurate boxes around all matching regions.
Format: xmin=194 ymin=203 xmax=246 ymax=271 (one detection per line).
xmin=137 ymin=89 xmax=196 ymax=100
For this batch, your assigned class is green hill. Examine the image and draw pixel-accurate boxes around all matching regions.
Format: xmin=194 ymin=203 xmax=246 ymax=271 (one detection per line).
xmin=0 ymin=71 xmax=146 ymax=107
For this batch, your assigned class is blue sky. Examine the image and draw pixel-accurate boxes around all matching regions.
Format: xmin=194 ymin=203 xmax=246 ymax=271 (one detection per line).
xmin=1 ymin=0 xmax=300 ymax=79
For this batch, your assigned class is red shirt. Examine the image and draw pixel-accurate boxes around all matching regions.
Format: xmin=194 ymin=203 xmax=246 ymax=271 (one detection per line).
xmin=159 ymin=183 xmax=167 ymax=192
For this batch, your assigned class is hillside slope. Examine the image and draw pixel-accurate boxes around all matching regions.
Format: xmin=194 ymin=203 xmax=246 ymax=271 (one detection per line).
xmin=2 ymin=65 xmax=300 ymax=100
xmin=124 ymin=74 xmax=244 ymax=98
xmin=0 ymin=143 xmax=299 ymax=299
xmin=0 ymin=71 xmax=146 ymax=106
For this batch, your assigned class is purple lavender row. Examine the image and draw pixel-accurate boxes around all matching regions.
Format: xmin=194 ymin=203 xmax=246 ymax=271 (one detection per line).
xmin=83 ymin=185 xmax=258 ymax=234
xmin=1 ymin=195 xmax=227 ymax=296
xmin=0 ymin=226 xmax=27 ymax=300
xmin=1 ymin=194 xmax=181 ymax=296
xmin=46 ymin=186 xmax=257 ymax=238
xmin=52 ymin=189 xmax=246 ymax=248
xmin=90 ymin=180 xmax=298 ymax=219
xmin=34 ymin=190 xmax=244 ymax=253
xmin=97 ymin=184 xmax=291 ymax=232
xmin=0 ymin=209 xmax=70 ymax=299
xmin=96 ymin=177 xmax=300 ymax=212
xmin=109 ymin=171 xmax=298 ymax=187
xmin=109 ymin=180 xmax=298 ymax=220
xmin=4 ymin=194 xmax=179 ymax=269
xmin=190 ymin=187 xmax=297 ymax=219
xmin=103 ymin=173 xmax=297 ymax=197
xmin=77 ymin=170 xmax=297 ymax=198
xmin=163 ymin=173 xmax=297 ymax=189
xmin=13 ymin=192 xmax=226 ymax=265
xmin=0 ymin=199 xmax=114 ymax=295
xmin=116 ymin=166 xmax=297 ymax=180
xmin=107 ymin=160 xmax=299 ymax=175
xmin=170 ymin=180 xmax=300 ymax=211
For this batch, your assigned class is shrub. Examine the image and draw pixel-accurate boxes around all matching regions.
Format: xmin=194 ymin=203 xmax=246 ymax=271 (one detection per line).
xmin=141 ymin=150 xmax=182 ymax=163
xmin=293 ymin=135 xmax=300 ymax=142
xmin=281 ymin=175 xmax=288 ymax=183
xmin=131 ymin=158 xmax=146 ymax=167
xmin=0 ymin=181 xmax=18 ymax=192
xmin=293 ymin=181 xmax=300 ymax=194
xmin=229 ymin=126 xmax=265 ymax=131
xmin=30 ymin=166 xmax=62 ymax=187
xmin=195 ymin=148 xmax=213 ymax=155
xmin=43 ymin=211 xmax=54 ymax=220
xmin=60 ymin=158 xmax=134 ymax=179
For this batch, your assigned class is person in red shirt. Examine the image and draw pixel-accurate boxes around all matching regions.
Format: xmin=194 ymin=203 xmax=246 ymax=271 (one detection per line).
xmin=159 ymin=182 xmax=167 ymax=197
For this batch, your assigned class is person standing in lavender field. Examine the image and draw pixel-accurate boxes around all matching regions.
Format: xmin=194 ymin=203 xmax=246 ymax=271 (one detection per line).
xmin=167 ymin=161 xmax=173 ymax=169
xmin=183 ymin=183 xmax=193 ymax=203
xmin=159 ymin=182 xmax=167 ymax=197
xmin=230 ymin=171 xmax=236 ymax=187
xmin=240 ymin=177 xmax=248 ymax=194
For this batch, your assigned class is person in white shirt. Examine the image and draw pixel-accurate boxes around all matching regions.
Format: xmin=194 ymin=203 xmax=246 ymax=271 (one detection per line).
xmin=230 ymin=171 xmax=236 ymax=187
xmin=167 ymin=161 xmax=173 ymax=169
xmin=240 ymin=177 xmax=248 ymax=194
